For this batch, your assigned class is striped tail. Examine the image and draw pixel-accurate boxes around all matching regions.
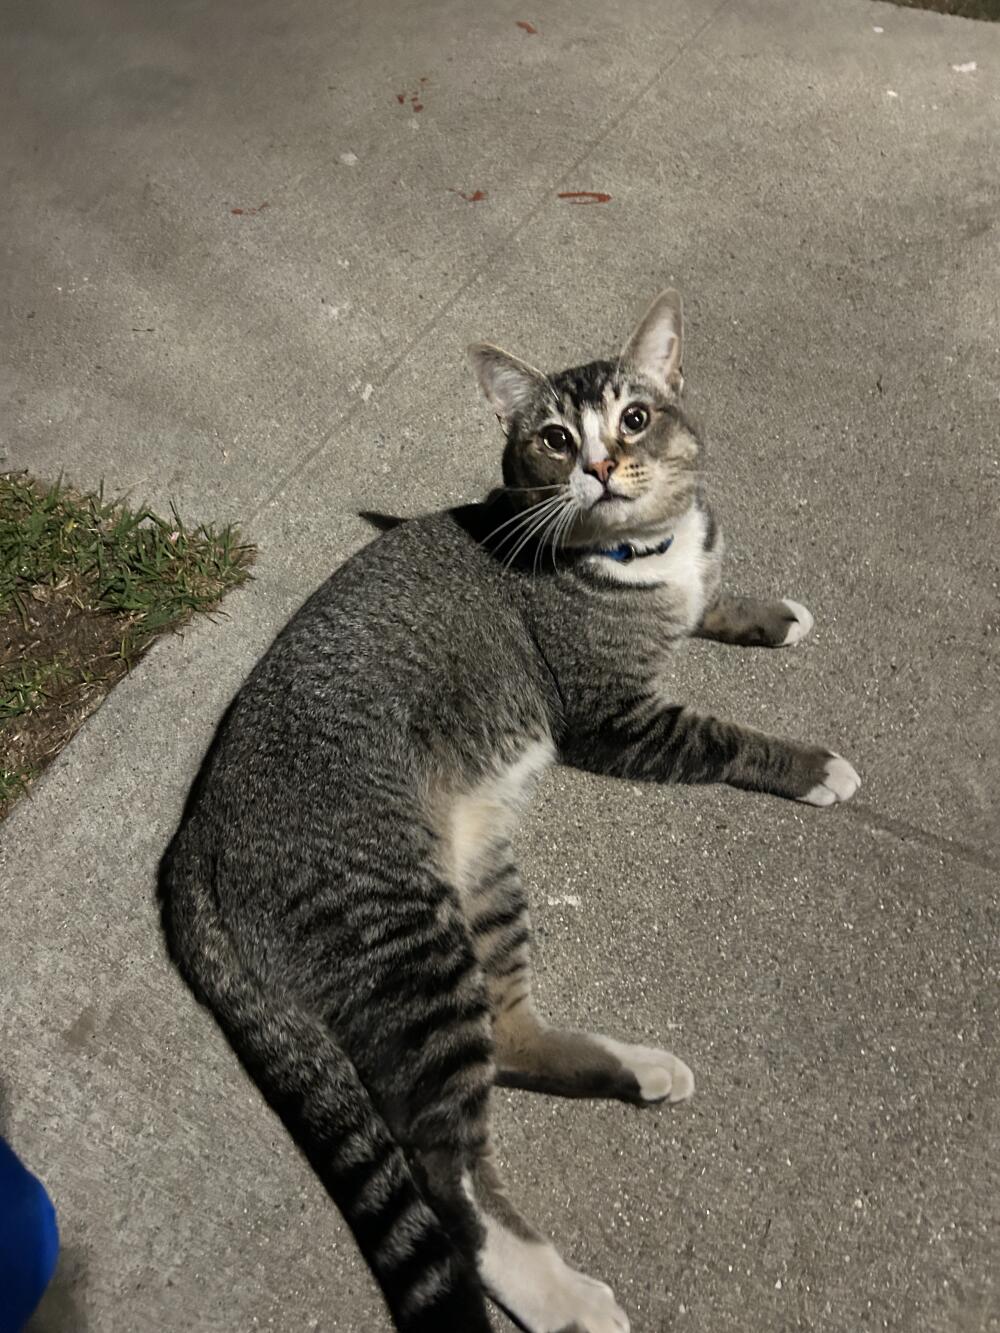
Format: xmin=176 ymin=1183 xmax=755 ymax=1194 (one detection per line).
xmin=160 ymin=875 xmax=492 ymax=1333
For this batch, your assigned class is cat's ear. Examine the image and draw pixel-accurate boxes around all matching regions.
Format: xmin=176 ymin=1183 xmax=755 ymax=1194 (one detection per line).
xmin=621 ymin=289 xmax=684 ymax=397
xmin=468 ymin=344 xmax=551 ymax=428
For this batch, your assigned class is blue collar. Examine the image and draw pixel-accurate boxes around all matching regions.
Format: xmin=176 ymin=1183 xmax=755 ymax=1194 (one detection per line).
xmin=590 ymin=534 xmax=674 ymax=564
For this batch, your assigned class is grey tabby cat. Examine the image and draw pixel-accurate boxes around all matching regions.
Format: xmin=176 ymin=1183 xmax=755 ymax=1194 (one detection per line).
xmin=160 ymin=290 xmax=859 ymax=1333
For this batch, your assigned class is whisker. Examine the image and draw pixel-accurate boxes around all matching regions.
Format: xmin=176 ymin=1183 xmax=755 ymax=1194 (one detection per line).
xmin=501 ymin=484 xmax=566 ymax=493
xmin=498 ymin=495 xmax=568 ymax=541
xmin=533 ymin=501 xmax=567 ymax=578
xmin=549 ymin=501 xmax=570 ymax=573
xmin=482 ymin=494 xmax=565 ymax=551
xmin=503 ymin=506 xmax=564 ymax=570
xmin=539 ymin=499 xmax=572 ymax=575
xmin=552 ymin=501 xmax=578 ymax=569
xmin=531 ymin=518 xmax=545 ymax=578
xmin=491 ymin=500 xmax=566 ymax=557
xmin=503 ymin=498 xmax=570 ymax=570
xmin=556 ymin=502 xmax=579 ymax=569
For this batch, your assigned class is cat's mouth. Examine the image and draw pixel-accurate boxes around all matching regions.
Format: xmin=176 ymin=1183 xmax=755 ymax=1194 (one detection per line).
xmin=595 ymin=489 xmax=633 ymax=505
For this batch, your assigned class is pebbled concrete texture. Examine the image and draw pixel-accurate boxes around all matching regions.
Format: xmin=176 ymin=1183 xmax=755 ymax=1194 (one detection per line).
xmin=1 ymin=0 xmax=998 ymax=1330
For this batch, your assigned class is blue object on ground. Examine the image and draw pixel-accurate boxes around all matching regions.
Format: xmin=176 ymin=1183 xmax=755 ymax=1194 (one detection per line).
xmin=0 ymin=1137 xmax=60 ymax=1333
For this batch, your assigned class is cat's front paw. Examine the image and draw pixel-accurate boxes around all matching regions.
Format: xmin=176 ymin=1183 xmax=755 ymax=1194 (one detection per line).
xmin=779 ymin=599 xmax=814 ymax=646
xmin=594 ymin=1037 xmax=695 ymax=1104
xmin=799 ymin=753 xmax=860 ymax=807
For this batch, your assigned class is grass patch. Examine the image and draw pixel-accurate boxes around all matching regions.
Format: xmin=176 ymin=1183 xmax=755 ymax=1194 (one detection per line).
xmin=0 ymin=766 xmax=34 ymax=807
xmin=876 ymin=0 xmax=998 ymax=18
xmin=0 ymin=659 xmax=71 ymax=721
xmin=0 ymin=473 xmax=254 ymax=819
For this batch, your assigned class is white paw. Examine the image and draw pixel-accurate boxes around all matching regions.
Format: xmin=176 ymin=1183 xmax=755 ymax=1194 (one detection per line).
xmin=485 ymin=1233 xmax=630 ymax=1333
xmin=545 ymin=1260 xmax=630 ymax=1333
xmin=595 ymin=1037 xmax=695 ymax=1103
xmin=780 ymin=598 xmax=814 ymax=645
xmin=800 ymin=753 xmax=861 ymax=807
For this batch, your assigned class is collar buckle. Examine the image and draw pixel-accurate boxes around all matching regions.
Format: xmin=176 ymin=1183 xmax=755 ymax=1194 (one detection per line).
xmin=599 ymin=535 xmax=672 ymax=564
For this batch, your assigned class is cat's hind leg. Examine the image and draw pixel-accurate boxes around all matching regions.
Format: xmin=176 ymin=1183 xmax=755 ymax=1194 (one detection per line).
xmin=696 ymin=593 xmax=813 ymax=647
xmin=390 ymin=857 xmax=631 ymax=1332
xmin=468 ymin=845 xmax=693 ymax=1105
xmin=419 ymin=1141 xmax=629 ymax=1333
xmin=333 ymin=844 xmax=624 ymax=1329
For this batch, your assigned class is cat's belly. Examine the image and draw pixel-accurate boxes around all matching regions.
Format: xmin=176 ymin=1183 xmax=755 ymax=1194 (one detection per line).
xmin=428 ymin=737 xmax=555 ymax=896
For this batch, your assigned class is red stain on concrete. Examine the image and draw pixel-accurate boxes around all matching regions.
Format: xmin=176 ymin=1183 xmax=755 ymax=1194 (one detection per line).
xmin=557 ymin=191 xmax=612 ymax=204
xmin=396 ymin=79 xmax=431 ymax=111
xmin=516 ymin=20 xmax=538 ymax=33
xmin=450 ymin=189 xmax=487 ymax=202
xmin=230 ymin=201 xmax=269 ymax=216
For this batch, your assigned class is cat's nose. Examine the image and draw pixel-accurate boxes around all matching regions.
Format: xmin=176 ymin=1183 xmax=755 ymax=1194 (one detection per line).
xmin=585 ymin=457 xmax=617 ymax=485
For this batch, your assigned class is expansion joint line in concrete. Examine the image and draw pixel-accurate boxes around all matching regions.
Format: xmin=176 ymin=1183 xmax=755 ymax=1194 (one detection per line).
xmin=842 ymin=803 xmax=999 ymax=875
xmin=247 ymin=0 xmax=737 ymax=525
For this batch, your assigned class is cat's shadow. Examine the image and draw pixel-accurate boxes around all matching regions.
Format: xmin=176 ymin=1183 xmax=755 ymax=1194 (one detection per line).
xmin=0 ymin=1076 xmax=90 ymax=1333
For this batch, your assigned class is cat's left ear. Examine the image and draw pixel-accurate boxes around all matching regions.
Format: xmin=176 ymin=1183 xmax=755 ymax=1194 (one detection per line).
xmin=468 ymin=343 xmax=552 ymax=429
xmin=621 ymin=289 xmax=684 ymax=398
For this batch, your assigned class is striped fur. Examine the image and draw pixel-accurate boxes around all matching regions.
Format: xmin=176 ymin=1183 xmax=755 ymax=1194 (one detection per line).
xmin=160 ymin=290 xmax=857 ymax=1332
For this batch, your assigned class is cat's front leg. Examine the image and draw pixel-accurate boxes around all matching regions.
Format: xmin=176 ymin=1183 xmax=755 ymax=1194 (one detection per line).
xmin=696 ymin=593 xmax=814 ymax=648
xmin=562 ymin=696 xmax=860 ymax=806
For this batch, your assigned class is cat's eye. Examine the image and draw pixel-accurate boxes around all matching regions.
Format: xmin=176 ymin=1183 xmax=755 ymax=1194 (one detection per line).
xmin=620 ymin=404 xmax=649 ymax=434
xmin=540 ymin=425 xmax=574 ymax=456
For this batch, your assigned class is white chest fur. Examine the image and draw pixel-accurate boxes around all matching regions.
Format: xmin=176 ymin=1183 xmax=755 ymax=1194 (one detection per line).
xmin=587 ymin=505 xmax=710 ymax=629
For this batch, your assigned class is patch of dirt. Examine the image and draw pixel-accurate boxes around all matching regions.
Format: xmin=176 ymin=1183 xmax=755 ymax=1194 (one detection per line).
xmin=0 ymin=581 xmax=148 ymax=817
xmin=1 ymin=471 xmax=253 ymax=820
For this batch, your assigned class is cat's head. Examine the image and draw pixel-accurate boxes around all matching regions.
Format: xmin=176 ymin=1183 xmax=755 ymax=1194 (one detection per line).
xmin=469 ymin=290 xmax=700 ymax=549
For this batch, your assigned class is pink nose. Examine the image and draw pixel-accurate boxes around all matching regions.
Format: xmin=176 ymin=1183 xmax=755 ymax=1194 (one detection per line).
xmin=585 ymin=457 xmax=617 ymax=485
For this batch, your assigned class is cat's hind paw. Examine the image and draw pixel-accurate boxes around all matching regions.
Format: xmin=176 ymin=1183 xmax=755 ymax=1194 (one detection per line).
xmin=547 ymin=1267 xmax=630 ymax=1333
xmin=495 ymin=1246 xmax=630 ymax=1333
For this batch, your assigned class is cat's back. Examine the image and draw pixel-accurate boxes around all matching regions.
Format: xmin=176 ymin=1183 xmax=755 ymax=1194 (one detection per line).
xmin=268 ymin=506 xmax=531 ymax=692
xmin=177 ymin=506 xmax=553 ymax=831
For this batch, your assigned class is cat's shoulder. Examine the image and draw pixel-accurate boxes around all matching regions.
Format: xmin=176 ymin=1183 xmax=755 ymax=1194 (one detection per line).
xmin=357 ymin=501 xmax=501 ymax=557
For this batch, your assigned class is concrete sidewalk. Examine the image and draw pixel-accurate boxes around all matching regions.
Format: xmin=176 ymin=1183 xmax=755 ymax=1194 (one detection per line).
xmin=2 ymin=0 xmax=998 ymax=1329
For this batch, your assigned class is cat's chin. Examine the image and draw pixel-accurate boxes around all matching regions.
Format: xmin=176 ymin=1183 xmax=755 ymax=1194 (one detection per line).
xmin=572 ymin=496 xmax=681 ymax=547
